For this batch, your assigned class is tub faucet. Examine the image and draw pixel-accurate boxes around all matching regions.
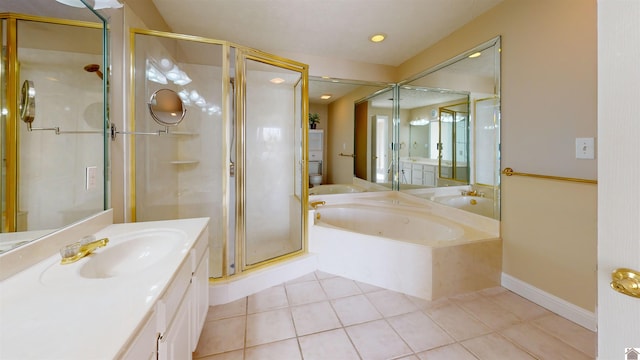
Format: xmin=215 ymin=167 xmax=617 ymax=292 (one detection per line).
xmin=310 ymin=201 xmax=326 ymax=209
xmin=59 ymin=236 xmax=109 ymax=265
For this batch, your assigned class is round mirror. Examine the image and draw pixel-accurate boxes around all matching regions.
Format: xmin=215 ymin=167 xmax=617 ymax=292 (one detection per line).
xmin=20 ymin=80 xmax=36 ymax=124
xmin=147 ymin=88 xmax=186 ymax=127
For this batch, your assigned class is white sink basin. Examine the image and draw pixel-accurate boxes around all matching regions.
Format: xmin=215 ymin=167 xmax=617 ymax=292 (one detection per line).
xmin=78 ymin=229 xmax=187 ymax=279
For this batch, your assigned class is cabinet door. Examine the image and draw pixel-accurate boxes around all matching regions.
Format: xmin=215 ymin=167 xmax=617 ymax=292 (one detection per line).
xmin=159 ymin=289 xmax=192 ymax=360
xmin=121 ymin=311 xmax=158 ymax=360
xmin=191 ymin=249 xmax=209 ymax=351
xmin=423 ymin=165 xmax=436 ymax=186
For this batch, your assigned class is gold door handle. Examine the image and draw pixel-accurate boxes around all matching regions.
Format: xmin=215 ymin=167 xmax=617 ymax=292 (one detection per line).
xmin=610 ymin=268 xmax=640 ymax=298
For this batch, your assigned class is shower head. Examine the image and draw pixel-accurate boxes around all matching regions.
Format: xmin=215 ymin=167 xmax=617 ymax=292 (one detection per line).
xmin=84 ymin=64 xmax=103 ymax=80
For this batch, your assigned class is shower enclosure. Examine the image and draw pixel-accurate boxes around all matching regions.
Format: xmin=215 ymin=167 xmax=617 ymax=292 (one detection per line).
xmin=126 ymin=29 xmax=308 ymax=279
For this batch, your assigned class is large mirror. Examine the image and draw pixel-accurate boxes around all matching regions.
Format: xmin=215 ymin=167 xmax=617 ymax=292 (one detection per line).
xmin=309 ymin=37 xmax=501 ymax=219
xmin=0 ymin=3 xmax=108 ymax=253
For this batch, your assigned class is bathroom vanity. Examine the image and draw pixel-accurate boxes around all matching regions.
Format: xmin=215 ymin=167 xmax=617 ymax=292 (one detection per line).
xmin=0 ymin=215 xmax=210 ymax=360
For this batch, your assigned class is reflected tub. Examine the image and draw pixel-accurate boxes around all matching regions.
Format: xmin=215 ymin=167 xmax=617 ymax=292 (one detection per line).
xmin=433 ymin=195 xmax=494 ymax=217
xmin=309 ymin=193 xmax=501 ymax=300
xmin=309 ymin=184 xmax=367 ymax=195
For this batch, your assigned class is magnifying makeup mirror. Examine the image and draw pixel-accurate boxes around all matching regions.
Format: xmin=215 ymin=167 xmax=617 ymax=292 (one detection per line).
xmin=148 ymin=88 xmax=186 ymax=127
xmin=20 ymin=80 xmax=36 ymax=124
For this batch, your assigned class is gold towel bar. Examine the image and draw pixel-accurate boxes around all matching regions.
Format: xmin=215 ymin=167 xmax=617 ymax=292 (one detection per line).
xmin=502 ymin=167 xmax=597 ymax=184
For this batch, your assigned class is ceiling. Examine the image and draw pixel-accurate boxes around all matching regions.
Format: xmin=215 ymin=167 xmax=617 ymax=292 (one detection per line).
xmin=3 ymin=0 xmax=502 ymax=106
xmin=149 ymin=0 xmax=504 ymax=67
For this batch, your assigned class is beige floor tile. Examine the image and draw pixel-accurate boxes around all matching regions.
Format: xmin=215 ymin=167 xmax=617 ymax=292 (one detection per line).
xmin=194 ymin=349 xmax=244 ymax=360
xmin=366 ymin=289 xmax=418 ymax=317
xmin=285 ymin=280 xmax=327 ymax=305
xmin=196 ymin=282 xmax=597 ymax=360
xmin=387 ymin=311 xmax=454 ymax=352
xmin=346 ymin=319 xmax=412 ymax=360
xmin=314 ymin=270 xmax=337 ymax=280
xmin=406 ymin=294 xmax=451 ymax=311
xmin=462 ymin=333 xmax=536 ymax=360
xmin=247 ymin=285 xmax=288 ymax=314
xmin=244 ymin=338 xmax=301 ymax=360
xmin=501 ymin=322 xmax=593 ymax=359
xmin=331 ymin=294 xmax=382 ymax=326
xmin=457 ymin=296 xmax=521 ymax=330
xmin=426 ymin=302 xmax=492 ymax=341
xmin=355 ymin=280 xmax=384 ymax=293
xmin=320 ymin=276 xmax=362 ymax=299
xmin=245 ymin=308 xmax=296 ymax=347
xmin=285 ymin=272 xmax=317 ymax=284
xmin=489 ymin=291 xmax=550 ymax=320
xmin=298 ymin=328 xmax=360 ymax=360
xmin=532 ymin=314 xmax=596 ymax=358
xmin=291 ymin=301 xmax=342 ymax=336
xmin=194 ymin=316 xmax=246 ymax=357
xmin=417 ymin=343 xmax=478 ymax=360
xmin=206 ymin=298 xmax=246 ymax=321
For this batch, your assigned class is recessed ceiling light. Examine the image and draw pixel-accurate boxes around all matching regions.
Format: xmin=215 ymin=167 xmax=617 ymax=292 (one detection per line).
xmin=370 ymin=33 xmax=386 ymax=43
xmin=320 ymin=94 xmax=332 ymax=100
xmin=270 ymin=77 xmax=285 ymax=84
xmin=468 ymin=52 xmax=482 ymax=58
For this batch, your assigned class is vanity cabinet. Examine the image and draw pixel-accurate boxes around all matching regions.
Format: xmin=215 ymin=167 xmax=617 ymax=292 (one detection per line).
xmin=401 ymin=161 xmax=437 ymax=186
xmin=122 ymin=228 xmax=209 ymax=360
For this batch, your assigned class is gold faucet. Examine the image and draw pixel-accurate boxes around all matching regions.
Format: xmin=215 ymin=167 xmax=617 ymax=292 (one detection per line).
xmin=310 ymin=200 xmax=326 ymax=209
xmin=60 ymin=237 xmax=109 ymax=265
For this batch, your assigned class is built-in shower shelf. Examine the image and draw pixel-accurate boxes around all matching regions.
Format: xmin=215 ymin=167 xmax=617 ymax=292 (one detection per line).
xmin=170 ymin=160 xmax=199 ymax=165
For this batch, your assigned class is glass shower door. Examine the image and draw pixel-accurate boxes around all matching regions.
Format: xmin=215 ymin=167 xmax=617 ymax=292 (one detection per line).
xmin=238 ymin=53 xmax=307 ymax=269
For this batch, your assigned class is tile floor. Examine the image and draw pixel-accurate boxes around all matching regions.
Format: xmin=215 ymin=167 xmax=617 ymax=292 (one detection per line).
xmin=194 ymin=271 xmax=596 ymax=360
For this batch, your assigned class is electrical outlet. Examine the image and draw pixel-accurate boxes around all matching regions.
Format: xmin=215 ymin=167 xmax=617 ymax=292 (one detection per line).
xmin=86 ymin=166 xmax=97 ymax=190
xmin=576 ymin=138 xmax=595 ymax=159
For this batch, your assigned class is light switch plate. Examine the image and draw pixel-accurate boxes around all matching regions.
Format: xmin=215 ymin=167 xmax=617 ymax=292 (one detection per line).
xmin=576 ymin=137 xmax=595 ymax=159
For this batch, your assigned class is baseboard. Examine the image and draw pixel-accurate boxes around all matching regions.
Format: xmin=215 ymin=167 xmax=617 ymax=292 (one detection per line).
xmin=501 ymin=273 xmax=597 ymax=331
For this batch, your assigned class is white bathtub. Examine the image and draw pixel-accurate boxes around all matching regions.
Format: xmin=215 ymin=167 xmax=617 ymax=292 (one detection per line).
xmin=308 ymin=184 xmax=367 ymax=195
xmin=309 ymin=192 xmax=501 ymax=300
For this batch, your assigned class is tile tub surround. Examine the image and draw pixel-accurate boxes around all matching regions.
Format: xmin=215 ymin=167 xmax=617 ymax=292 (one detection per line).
xmin=193 ymin=271 xmax=596 ymax=359
xmin=0 ymin=217 xmax=210 ymax=359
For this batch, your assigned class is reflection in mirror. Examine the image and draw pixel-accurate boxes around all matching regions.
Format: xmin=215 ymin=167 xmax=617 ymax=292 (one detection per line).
xmin=400 ymin=37 xmax=501 ymax=219
xmin=309 ymin=37 xmax=500 ymax=219
xmin=0 ymin=10 xmax=107 ymax=253
xmin=148 ymin=89 xmax=187 ymax=127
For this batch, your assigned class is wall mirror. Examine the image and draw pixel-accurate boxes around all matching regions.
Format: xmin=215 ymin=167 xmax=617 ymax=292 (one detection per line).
xmin=0 ymin=3 xmax=108 ymax=254
xmin=309 ymin=36 xmax=501 ymax=219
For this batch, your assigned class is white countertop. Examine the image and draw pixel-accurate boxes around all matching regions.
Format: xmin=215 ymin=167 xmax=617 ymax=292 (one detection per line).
xmin=0 ymin=217 xmax=209 ymax=360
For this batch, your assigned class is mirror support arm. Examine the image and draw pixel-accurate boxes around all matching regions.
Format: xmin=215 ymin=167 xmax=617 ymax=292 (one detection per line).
xmin=26 ymin=122 xmax=102 ymax=135
xmin=110 ymin=123 xmax=169 ymax=141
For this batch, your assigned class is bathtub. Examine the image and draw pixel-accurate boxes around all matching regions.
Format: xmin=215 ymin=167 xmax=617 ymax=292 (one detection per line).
xmin=308 ymin=184 xmax=367 ymax=195
xmin=308 ymin=192 xmax=501 ymax=300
